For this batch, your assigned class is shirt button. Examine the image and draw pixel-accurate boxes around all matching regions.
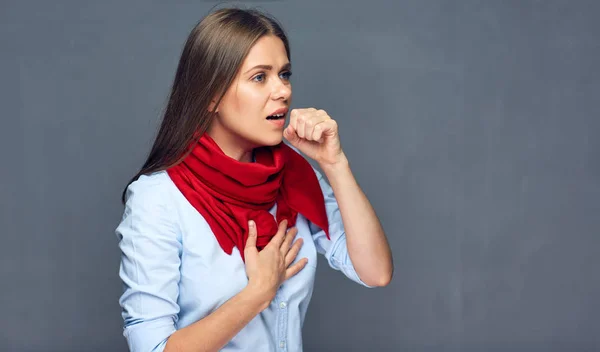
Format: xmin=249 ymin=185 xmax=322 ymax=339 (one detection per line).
xmin=279 ymin=340 xmax=286 ymax=348
xmin=279 ymin=302 xmax=287 ymax=309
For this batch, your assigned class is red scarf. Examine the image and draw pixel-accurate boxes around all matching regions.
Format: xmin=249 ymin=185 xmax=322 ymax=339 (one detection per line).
xmin=166 ymin=133 xmax=330 ymax=262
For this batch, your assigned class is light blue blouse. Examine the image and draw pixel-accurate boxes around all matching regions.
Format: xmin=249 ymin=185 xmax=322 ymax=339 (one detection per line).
xmin=116 ymin=168 xmax=374 ymax=352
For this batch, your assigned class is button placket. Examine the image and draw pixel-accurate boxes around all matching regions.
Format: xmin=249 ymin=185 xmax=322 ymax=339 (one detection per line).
xmin=276 ymin=295 xmax=288 ymax=350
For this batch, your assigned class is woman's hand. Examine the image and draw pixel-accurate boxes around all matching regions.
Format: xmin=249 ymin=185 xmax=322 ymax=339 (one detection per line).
xmin=244 ymin=219 xmax=307 ymax=304
xmin=283 ymin=108 xmax=348 ymax=167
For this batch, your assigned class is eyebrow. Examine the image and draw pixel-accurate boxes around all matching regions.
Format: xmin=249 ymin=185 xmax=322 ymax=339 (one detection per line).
xmin=244 ymin=63 xmax=292 ymax=74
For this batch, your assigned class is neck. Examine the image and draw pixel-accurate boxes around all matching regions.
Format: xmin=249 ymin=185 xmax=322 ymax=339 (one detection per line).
xmin=206 ymin=127 xmax=254 ymax=163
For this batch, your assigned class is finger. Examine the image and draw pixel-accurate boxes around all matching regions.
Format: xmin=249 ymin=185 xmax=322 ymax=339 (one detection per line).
xmin=284 ymin=118 xmax=296 ymax=139
xmin=296 ymin=113 xmax=306 ymax=138
xmin=284 ymin=238 xmax=303 ymax=267
xmin=311 ymin=122 xmax=325 ymax=142
xmin=303 ymin=117 xmax=321 ymax=141
xmin=285 ymin=258 xmax=309 ymax=280
xmin=284 ymin=125 xmax=300 ymax=145
xmin=305 ymin=116 xmax=327 ymax=141
xmin=245 ymin=220 xmax=258 ymax=252
xmin=320 ymin=119 xmax=338 ymax=137
xmin=285 ymin=112 xmax=298 ymax=140
xmin=280 ymin=226 xmax=298 ymax=254
xmin=290 ymin=110 xmax=299 ymax=132
xmin=266 ymin=219 xmax=288 ymax=249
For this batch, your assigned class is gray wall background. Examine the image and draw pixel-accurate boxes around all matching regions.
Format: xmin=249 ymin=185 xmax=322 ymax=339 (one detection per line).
xmin=1 ymin=0 xmax=599 ymax=351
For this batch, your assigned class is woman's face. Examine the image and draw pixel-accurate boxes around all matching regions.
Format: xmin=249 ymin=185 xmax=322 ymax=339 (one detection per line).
xmin=207 ymin=35 xmax=292 ymax=160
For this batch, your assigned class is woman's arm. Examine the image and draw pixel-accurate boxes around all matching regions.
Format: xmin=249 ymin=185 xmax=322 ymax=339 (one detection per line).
xmin=320 ymin=155 xmax=393 ymax=287
xmin=164 ymin=283 xmax=270 ymax=352
xmin=284 ymin=108 xmax=393 ymax=287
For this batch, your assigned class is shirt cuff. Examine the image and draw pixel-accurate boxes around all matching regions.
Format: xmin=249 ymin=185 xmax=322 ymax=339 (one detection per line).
xmin=326 ymin=232 xmax=377 ymax=289
xmin=123 ymin=317 xmax=176 ymax=352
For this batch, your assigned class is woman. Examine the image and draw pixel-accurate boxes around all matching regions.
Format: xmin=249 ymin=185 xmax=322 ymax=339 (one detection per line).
xmin=116 ymin=7 xmax=393 ymax=352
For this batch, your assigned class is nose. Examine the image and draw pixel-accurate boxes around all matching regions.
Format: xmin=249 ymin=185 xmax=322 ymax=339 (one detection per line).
xmin=272 ymin=78 xmax=291 ymax=101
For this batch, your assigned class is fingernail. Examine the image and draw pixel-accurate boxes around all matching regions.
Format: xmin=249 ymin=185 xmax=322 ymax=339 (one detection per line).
xmin=248 ymin=220 xmax=255 ymax=228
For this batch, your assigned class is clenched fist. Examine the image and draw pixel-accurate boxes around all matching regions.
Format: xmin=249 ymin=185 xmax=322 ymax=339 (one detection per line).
xmin=283 ymin=108 xmax=347 ymax=167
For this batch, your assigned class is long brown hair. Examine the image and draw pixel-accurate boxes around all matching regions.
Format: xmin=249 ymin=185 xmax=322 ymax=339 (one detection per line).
xmin=121 ymin=7 xmax=291 ymax=204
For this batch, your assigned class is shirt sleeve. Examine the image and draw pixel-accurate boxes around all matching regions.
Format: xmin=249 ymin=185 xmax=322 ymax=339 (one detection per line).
xmin=308 ymin=167 xmax=376 ymax=288
xmin=115 ymin=174 xmax=183 ymax=352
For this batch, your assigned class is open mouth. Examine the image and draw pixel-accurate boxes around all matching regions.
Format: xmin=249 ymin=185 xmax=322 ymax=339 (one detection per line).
xmin=266 ymin=113 xmax=286 ymax=120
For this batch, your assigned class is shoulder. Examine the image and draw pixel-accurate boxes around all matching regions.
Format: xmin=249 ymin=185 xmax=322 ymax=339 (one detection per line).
xmin=122 ymin=170 xmax=180 ymax=222
xmin=117 ymin=170 xmax=181 ymax=240
xmin=124 ymin=170 xmax=175 ymax=203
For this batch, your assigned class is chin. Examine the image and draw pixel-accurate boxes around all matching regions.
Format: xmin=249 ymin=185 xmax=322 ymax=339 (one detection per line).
xmin=254 ymin=134 xmax=284 ymax=148
xmin=263 ymin=136 xmax=284 ymax=147
xmin=242 ymin=130 xmax=284 ymax=149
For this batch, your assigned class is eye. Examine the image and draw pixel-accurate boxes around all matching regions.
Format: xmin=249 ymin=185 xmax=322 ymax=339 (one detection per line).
xmin=252 ymin=73 xmax=266 ymax=82
xmin=251 ymin=71 xmax=292 ymax=83
xmin=280 ymin=71 xmax=292 ymax=80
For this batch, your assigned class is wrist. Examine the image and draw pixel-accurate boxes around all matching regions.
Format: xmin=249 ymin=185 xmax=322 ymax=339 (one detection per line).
xmin=319 ymin=152 xmax=350 ymax=174
xmin=244 ymin=282 xmax=274 ymax=311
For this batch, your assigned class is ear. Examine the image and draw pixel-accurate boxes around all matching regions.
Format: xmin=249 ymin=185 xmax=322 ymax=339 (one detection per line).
xmin=208 ymin=98 xmax=219 ymax=113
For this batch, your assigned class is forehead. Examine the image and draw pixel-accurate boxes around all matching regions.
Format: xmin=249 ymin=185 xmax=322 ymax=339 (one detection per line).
xmin=241 ymin=35 xmax=289 ymax=67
